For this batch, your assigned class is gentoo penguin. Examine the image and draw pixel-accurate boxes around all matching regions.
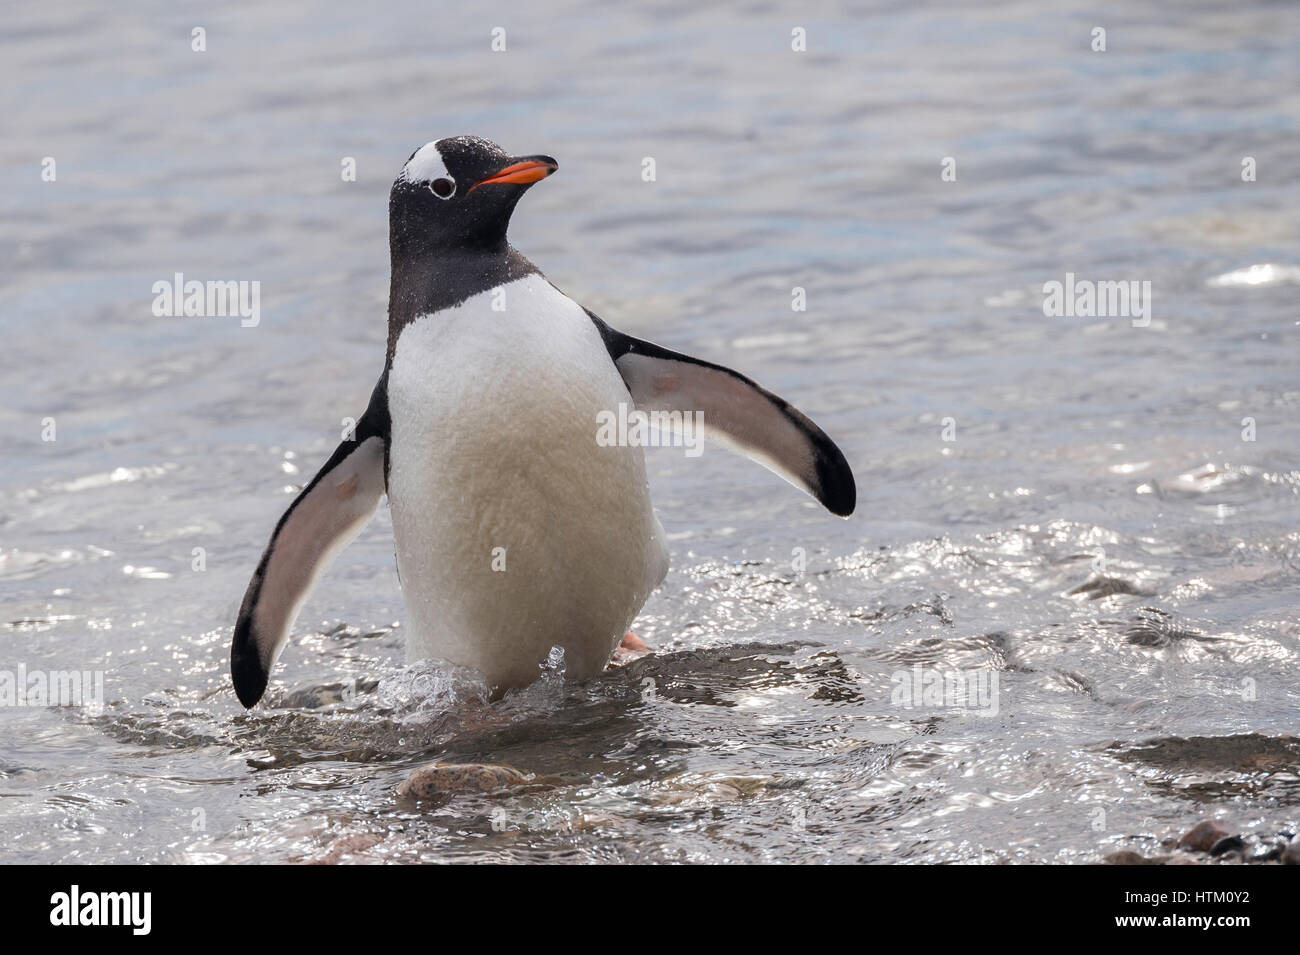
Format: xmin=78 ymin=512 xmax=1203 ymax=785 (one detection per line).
xmin=230 ymin=135 xmax=855 ymax=707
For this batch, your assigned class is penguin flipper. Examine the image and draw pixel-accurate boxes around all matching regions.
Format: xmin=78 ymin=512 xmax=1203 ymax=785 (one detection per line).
xmin=588 ymin=312 xmax=855 ymax=517
xmin=230 ymin=380 xmax=390 ymax=708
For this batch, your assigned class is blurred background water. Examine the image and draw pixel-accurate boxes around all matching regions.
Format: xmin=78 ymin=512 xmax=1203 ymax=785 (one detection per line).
xmin=1 ymin=0 xmax=1298 ymax=863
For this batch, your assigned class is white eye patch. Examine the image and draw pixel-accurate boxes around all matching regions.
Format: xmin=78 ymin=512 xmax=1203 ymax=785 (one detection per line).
xmin=400 ymin=142 xmax=451 ymax=184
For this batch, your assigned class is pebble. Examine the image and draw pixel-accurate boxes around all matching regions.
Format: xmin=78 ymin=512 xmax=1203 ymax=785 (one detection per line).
xmin=1108 ymin=823 xmax=1297 ymax=865
xmin=1177 ymin=819 xmax=1231 ymax=852
xmin=1209 ymin=834 xmax=1245 ymax=857
xmin=1105 ymin=850 xmax=1157 ymax=865
xmin=396 ymin=762 xmax=529 ymax=801
xmin=306 ymin=832 xmax=385 ymax=865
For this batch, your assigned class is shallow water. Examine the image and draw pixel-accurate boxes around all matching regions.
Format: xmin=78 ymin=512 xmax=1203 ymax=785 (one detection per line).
xmin=2 ymin=0 xmax=1299 ymax=864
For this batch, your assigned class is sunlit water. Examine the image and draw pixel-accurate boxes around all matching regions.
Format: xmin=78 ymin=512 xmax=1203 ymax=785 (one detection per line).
xmin=2 ymin=1 xmax=1299 ymax=863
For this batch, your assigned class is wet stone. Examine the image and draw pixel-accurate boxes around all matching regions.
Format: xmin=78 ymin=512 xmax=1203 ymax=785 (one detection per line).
xmin=280 ymin=679 xmax=379 ymax=708
xmin=1123 ymin=607 xmax=1203 ymax=646
xmin=305 ymin=832 xmax=385 ymax=865
xmin=1252 ymin=839 xmax=1287 ymax=863
xmin=1209 ymin=834 xmax=1245 ymax=857
xmin=1068 ymin=576 xmax=1153 ymax=600
xmin=1104 ymin=850 xmax=1157 ymax=865
xmin=1177 ymin=819 xmax=1231 ymax=853
xmin=396 ymin=762 xmax=529 ymax=801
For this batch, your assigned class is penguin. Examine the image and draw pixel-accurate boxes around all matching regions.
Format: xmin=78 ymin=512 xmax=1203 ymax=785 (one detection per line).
xmin=230 ymin=135 xmax=855 ymax=708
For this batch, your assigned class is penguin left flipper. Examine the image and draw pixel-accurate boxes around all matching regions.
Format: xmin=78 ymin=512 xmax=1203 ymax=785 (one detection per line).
xmin=587 ymin=310 xmax=856 ymax=518
xmin=230 ymin=379 xmax=390 ymax=708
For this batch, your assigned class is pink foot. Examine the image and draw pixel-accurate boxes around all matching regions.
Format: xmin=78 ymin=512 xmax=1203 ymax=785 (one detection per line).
xmin=609 ymin=630 xmax=651 ymax=668
xmin=620 ymin=630 xmax=649 ymax=651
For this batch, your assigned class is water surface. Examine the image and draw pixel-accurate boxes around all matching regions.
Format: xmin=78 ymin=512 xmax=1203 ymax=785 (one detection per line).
xmin=2 ymin=0 xmax=1299 ymax=863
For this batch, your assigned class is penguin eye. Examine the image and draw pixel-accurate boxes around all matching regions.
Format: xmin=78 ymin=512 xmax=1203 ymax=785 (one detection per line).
xmin=429 ymin=177 xmax=456 ymax=199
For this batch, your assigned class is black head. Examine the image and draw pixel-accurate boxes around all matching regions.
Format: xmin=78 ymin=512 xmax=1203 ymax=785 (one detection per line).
xmin=389 ymin=136 xmax=557 ymax=256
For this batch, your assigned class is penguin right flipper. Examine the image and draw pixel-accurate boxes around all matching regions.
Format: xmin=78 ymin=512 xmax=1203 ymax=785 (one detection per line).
xmin=230 ymin=378 xmax=390 ymax=708
xmin=587 ymin=311 xmax=856 ymax=518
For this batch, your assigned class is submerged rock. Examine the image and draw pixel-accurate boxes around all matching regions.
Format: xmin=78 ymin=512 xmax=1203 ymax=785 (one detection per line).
xmin=1104 ymin=850 xmax=1158 ymax=865
xmin=305 ymin=832 xmax=386 ymax=865
xmin=649 ymin=771 xmax=798 ymax=809
xmin=1123 ymin=607 xmax=1205 ymax=646
xmin=1068 ymin=576 xmax=1154 ymax=600
xmin=280 ymin=679 xmax=379 ymax=709
xmin=1177 ymin=819 xmax=1231 ymax=853
xmin=396 ymin=762 xmax=529 ymax=801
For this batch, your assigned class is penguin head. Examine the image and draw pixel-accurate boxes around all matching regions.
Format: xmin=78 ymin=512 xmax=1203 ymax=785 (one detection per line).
xmin=389 ymin=136 xmax=557 ymax=253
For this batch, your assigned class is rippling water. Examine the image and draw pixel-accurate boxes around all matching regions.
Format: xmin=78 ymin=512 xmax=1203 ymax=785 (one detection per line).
xmin=2 ymin=0 xmax=1299 ymax=864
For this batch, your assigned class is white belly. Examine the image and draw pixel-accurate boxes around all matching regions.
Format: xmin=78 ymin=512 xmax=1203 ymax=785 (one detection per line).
xmin=386 ymin=274 xmax=669 ymax=691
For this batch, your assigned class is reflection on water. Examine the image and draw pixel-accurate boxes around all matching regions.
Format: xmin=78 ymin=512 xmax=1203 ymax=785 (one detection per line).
xmin=1 ymin=0 xmax=1299 ymax=863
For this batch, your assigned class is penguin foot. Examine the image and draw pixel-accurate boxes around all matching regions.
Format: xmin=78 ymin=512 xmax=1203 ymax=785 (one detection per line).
xmin=620 ymin=630 xmax=648 ymax=652
xmin=609 ymin=630 xmax=651 ymax=668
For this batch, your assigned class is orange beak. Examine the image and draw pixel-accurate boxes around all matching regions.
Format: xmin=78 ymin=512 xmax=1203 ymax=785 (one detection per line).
xmin=468 ymin=157 xmax=558 ymax=193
